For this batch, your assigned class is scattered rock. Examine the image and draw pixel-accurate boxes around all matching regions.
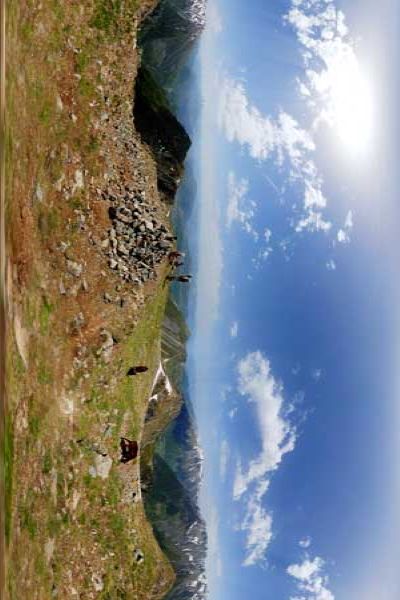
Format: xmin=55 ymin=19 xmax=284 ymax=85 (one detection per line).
xmin=66 ymin=259 xmax=83 ymax=278
xmin=35 ymin=183 xmax=44 ymax=203
xmin=90 ymin=454 xmax=113 ymax=480
xmin=133 ymin=549 xmax=144 ymax=564
xmin=92 ymin=574 xmax=104 ymax=593
xmin=70 ymin=312 xmax=85 ymax=333
xmin=74 ymin=169 xmax=84 ymax=190
xmin=56 ymin=94 xmax=63 ymax=112
xmin=45 ymin=538 xmax=55 ymax=563
xmin=99 ymin=328 xmax=114 ymax=363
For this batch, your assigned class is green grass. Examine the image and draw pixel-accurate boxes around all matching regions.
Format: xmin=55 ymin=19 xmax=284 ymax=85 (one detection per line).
xmin=38 ymin=206 xmax=59 ymax=239
xmin=42 ymin=450 xmax=53 ymax=474
xmin=28 ymin=413 xmax=40 ymax=438
xmin=90 ymin=0 xmax=138 ymax=37
xmin=37 ymin=359 xmax=54 ymax=385
xmin=20 ymin=504 xmax=38 ymax=539
xmin=5 ymin=414 xmax=14 ymax=544
xmin=39 ymin=296 xmax=54 ymax=335
xmin=109 ymin=512 xmax=125 ymax=536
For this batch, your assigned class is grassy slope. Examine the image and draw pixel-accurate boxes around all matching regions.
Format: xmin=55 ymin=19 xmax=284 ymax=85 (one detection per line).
xmin=5 ymin=0 xmax=177 ymax=598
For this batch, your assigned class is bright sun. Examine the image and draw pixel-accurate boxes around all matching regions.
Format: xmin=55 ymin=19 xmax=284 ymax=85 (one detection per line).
xmin=311 ymin=52 xmax=375 ymax=157
xmin=330 ymin=59 xmax=374 ymax=155
xmin=314 ymin=53 xmax=374 ymax=156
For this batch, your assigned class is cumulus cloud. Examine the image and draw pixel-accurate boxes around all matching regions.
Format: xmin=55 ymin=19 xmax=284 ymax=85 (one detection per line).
xmin=217 ymin=1 xmax=365 ymax=243
xmin=234 ymin=352 xmax=296 ymax=498
xmin=233 ymin=352 xmax=296 ymax=565
xmin=299 ymin=537 xmax=312 ymax=549
xmin=218 ymin=77 xmax=331 ymax=233
xmin=288 ymin=555 xmax=335 ymax=600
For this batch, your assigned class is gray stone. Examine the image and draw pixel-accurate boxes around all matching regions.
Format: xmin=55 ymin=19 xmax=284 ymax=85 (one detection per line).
xmin=66 ymin=260 xmax=83 ymax=278
xmin=70 ymin=312 xmax=85 ymax=331
xmin=94 ymin=454 xmax=112 ymax=479
xmin=133 ymin=549 xmax=144 ymax=564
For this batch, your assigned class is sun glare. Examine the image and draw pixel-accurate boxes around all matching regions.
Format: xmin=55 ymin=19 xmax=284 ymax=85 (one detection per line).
xmin=325 ymin=57 xmax=375 ymax=156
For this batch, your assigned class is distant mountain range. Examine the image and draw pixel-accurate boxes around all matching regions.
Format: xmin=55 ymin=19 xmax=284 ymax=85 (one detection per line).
xmin=144 ymin=403 xmax=208 ymax=600
xmin=141 ymin=299 xmax=207 ymax=600
xmin=139 ymin=0 xmax=207 ymax=96
xmin=138 ymin=2 xmax=208 ymax=597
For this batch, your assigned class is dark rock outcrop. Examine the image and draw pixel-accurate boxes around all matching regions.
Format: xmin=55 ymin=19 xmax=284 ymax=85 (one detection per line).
xmin=139 ymin=0 xmax=206 ymax=93
xmin=134 ymin=67 xmax=191 ymax=203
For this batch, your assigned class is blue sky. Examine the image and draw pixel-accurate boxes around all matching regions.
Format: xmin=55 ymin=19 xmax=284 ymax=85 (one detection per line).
xmin=185 ymin=0 xmax=400 ymax=598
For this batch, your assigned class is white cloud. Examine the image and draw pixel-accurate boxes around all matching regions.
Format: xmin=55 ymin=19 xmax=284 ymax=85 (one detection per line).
xmin=286 ymin=0 xmax=374 ymax=156
xmin=252 ymin=228 xmax=274 ymax=269
xmin=296 ymin=209 xmax=331 ymax=233
xmin=226 ymin=172 xmax=258 ymax=239
xmin=234 ymin=352 xmax=296 ymax=498
xmin=337 ymin=209 xmax=353 ymax=244
xmin=206 ymin=506 xmax=222 ymax=584
xmin=228 ymin=407 xmax=238 ymax=420
xmin=311 ymin=368 xmax=323 ymax=382
xmin=288 ymin=555 xmax=335 ymax=600
xmin=326 ymin=259 xmax=336 ymax=271
xmin=207 ymin=3 xmax=223 ymax=34
xmin=230 ymin=321 xmax=239 ymax=338
xmin=233 ymin=352 xmax=296 ymax=565
xmin=241 ymin=480 xmax=273 ymax=567
xmin=220 ymin=439 xmax=230 ymax=480
xmin=218 ymin=77 xmax=331 ymax=234
xmin=299 ymin=537 xmax=312 ymax=549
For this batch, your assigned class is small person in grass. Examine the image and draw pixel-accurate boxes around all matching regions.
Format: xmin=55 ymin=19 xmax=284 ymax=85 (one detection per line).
xmin=127 ymin=366 xmax=148 ymax=376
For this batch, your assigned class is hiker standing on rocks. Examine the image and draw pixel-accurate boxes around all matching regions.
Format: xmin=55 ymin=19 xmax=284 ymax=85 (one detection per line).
xmin=167 ymin=274 xmax=192 ymax=283
xmin=168 ymin=250 xmax=185 ymax=266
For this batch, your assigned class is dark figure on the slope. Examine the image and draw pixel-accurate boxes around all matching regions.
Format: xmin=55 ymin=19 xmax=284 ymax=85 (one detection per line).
xmin=120 ymin=437 xmax=139 ymax=463
xmin=127 ymin=365 xmax=148 ymax=376
xmin=168 ymin=250 xmax=185 ymax=265
xmin=167 ymin=274 xmax=192 ymax=283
